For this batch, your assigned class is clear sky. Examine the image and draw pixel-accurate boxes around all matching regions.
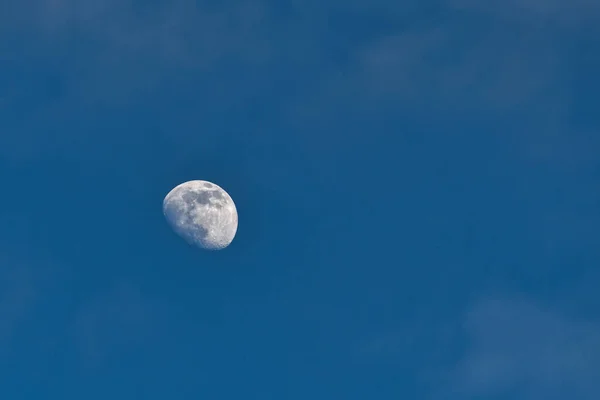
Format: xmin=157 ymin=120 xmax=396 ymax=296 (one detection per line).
xmin=1 ymin=1 xmax=599 ymax=399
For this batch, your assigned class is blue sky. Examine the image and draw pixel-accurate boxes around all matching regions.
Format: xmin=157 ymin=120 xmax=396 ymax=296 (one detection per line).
xmin=1 ymin=0 xmax=599 ymax=398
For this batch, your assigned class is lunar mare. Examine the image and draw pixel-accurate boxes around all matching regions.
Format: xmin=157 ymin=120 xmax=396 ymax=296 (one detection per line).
xmin=163 ymin=180 xmax=238 ymax=250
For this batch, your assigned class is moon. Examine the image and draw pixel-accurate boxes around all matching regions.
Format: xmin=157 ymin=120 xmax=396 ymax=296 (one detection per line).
xmin=163 ymin=180 xmax=238 ymax=250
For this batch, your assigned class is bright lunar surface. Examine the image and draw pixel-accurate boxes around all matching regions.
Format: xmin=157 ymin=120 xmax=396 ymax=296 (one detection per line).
xmin=163 ymin=180 xmax=238 ymax=250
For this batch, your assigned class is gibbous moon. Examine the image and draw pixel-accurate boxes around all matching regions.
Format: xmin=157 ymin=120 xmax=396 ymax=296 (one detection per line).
xmin=163 ymin=180 xmax=238 ymax=250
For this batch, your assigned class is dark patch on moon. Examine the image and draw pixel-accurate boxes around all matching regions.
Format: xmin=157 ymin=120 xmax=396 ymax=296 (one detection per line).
xmin=163 ymin=200 xmax=209 ymax=243
xmin=181 ymin=189 xmax=225 ymax=209
xmin=203 ymin=182 xmax=213 ymax=188
xmin=183 ymin=224 xmax=209 ymax=245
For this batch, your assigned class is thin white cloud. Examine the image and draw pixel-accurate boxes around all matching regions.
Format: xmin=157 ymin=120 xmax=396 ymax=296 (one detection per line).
xmin=0 ymin=0 xmax=276 ymax=164
xmin=1 ymin=0 xmax=597 ymax=170
xmin=355 ymin=26 xmax=562 ymax=113
xmin=1 ymin=0 xmax=273 ymax=110
xmin=286 ymin=1 xmax=599 ymax=172
xmin=5 ymin=0 xmax=271 ymax=64
xmin=449 ymin=0 xmax=600 ymax=26
xmin=445 ymin=297 xmax=600 ymax=399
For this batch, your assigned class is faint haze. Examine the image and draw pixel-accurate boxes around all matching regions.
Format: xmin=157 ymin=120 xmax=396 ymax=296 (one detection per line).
xmin=72 ymin=282 xmax=167 ymax=368
xmin=446 ymin=297 xmax=600 ymax=399
xmin=0 ymin=265 xmax=35 ymax=352
xmin=1 ymin=0 xmax=597 ymax=167
xmin=0 ymin=0 xmax=598 ymax=398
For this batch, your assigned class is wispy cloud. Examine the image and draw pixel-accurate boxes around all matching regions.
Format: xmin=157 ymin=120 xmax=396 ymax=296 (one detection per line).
xmin=449 ymin=0 xmax=600 ymax=26
xmin=1 ymin=0 xmax=273 ymax=111
xmin=4 ymin=0 xmax=597 ymax=106
xmin=1 ymin=0 xmax=597 ymax=169
xmin=296 ymin=0 xmax=596 ymax=117
xmin=0 ymin=0 xmax=277 ymax=165
xmin=72 ymin=281 xmax=167 ymax=368
xmin=288 ymin=0 xmax=599 ymax=172
xmin=443 ymin=297 xmax=600 ymax=399
xmin=0 ymin=264 xmax=35 ymax=352
xmin=356 ymin=26 xmax=561 ymax=113
xmin=5 ymin=0 xmax=269 ymax=59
